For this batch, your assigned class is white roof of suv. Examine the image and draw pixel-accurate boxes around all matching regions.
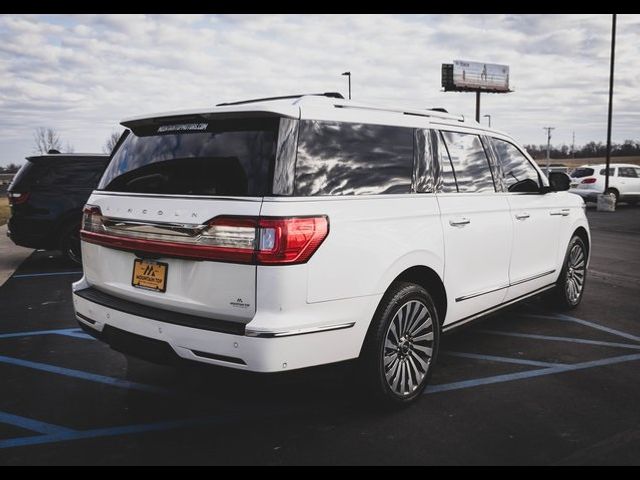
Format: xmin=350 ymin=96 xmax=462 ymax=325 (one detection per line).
xmin=576 ymin=163 xmax=640 ymax=170
xmin=121 ymin=93 xmax=509 ymax=138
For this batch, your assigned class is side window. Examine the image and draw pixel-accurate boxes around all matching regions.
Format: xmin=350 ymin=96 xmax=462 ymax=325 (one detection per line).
xmin=492 ymin=139 xmax=541 ymax=193
xmin=618 ymin=167 xmax=638 ymax=178
xmin=600 ymin=167 xmax=615 ymax=176
xmin=440 ymin=131 xmax=495 ymax=193
xmin=295 ymin=121 xmax=414 ymax=196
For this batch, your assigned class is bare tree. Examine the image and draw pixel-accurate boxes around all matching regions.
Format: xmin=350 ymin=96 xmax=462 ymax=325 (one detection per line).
xmin=103 ymin=130 xmax=123 ymax=154
xmin=33 ymin=127 xmax=62 ymax=154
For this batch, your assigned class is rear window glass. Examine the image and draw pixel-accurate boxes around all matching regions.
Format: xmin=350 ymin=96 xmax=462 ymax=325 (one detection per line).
xmin=98 ymin=118 xmax=279 ymax=196
xmin=294 ymin=120 xmax=413 ymax=196
xmin=571 ymin=168 xmax=594 ymax=178
xmin=11 ymin=159 xmax=106 ymax=190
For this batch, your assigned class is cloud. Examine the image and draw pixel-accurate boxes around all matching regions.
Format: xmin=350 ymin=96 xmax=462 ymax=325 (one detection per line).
xmin=0 ymin=13 xmax=638 ymax=165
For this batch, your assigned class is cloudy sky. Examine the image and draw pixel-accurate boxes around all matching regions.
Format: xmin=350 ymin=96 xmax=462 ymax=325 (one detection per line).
xmin=1 ymin=13 xmax=639 ymax=166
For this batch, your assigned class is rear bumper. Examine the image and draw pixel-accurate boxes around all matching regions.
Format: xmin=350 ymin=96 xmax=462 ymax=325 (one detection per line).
xmin=72 ymin=280 xmax=378 ymax=373
xmin=7 ymin=218 xmax=54 ymax=249
xmin=569 ymin=188 xmax=599 ymax=202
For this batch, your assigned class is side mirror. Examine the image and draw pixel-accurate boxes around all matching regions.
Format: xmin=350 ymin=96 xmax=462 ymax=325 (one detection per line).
xmin=547 ymin=171 xmax=571 ymax=192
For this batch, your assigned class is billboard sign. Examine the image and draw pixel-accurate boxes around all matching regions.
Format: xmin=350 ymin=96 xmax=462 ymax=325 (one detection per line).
xmin=450 ymin=60 xmax=510 ymax=92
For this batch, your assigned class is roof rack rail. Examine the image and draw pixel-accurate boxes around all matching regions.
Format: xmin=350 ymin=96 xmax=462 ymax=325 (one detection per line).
xmin=216 ymin=92 xmax=344 ymax=107
xmin=335 ymin=103 xmax=464 ymax=122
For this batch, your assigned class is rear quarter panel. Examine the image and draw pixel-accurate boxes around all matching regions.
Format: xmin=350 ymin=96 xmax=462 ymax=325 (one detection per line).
xmin=259 ymin=195 xmax=444 ymax=303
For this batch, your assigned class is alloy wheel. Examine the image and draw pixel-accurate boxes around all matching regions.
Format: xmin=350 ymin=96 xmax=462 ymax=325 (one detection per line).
xmin=382 ymin=300 xmax=434 ymax=397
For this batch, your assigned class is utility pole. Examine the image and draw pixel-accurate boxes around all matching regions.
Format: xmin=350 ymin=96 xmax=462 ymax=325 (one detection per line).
xmin=543 ymin=127 xmax=555 ymax=175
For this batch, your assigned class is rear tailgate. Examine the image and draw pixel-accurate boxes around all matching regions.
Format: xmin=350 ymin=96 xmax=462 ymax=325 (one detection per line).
xmin=79 ymin=114 xmax=288 ymax=325
xmin=82 ymin=193 xmax=261 ymax=323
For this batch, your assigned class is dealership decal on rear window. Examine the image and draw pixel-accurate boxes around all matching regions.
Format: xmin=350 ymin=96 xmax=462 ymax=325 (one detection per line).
xmin=157 ymin=123 xmax=208 ymax=133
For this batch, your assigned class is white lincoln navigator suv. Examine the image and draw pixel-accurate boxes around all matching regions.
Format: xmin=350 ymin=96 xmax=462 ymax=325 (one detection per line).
xmin=73 ymin=93 xmax=590 ymax=405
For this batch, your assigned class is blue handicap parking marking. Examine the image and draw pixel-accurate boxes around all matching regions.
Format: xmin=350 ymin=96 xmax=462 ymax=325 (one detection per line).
xmin=426 ymin=352 xmax=640 ymax=394
xmin=11 ymin=271 xmax=83 ymax=279
xmin=476 ymin=329 xmax=640 ymax=350
xmin=1 ymin=311 xmax=640 ymax=449
xmin=0 ymin=411 xmax=75 ymax=436
xmin=0 ymin=355 xmax=171 ymax=395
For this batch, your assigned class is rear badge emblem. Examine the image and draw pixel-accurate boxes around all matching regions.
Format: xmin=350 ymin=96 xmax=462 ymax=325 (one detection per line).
xmin=230 ymin=298 xmax=250 ymax=309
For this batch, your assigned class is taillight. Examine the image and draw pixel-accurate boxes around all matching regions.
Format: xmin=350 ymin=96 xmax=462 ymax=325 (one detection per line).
xmin=581 ymin=177 xmax=597 ymax=184
xmin=257 ymin=216 xmax=329 ymax=265
xmin=80 ymin=207 xmax=329 ymax=266
xmin=7 ymin=192 xmax=30 ymax=206
xmin=82 ymin=205 xmax=103 ymax=232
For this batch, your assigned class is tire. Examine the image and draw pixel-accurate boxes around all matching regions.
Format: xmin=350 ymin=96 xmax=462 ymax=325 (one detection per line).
xmin=605 ymin=188 xmax=619 ymax=205
xmin=359 ymin=282 xmax=440 ymax=407
xmin=551 ymin=235 xmax=588 ymax=310
xmin=59 ymin=221 xmax=82 ymax=265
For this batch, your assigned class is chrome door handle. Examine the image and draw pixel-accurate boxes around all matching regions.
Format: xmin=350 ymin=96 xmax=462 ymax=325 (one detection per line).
xmin=550 ymin=209 xmax=570 ymax=216
xmin=449 ymin=218 xmax=471 ymax=227
xmin=515 ymin=213 xmax=530 ymax=220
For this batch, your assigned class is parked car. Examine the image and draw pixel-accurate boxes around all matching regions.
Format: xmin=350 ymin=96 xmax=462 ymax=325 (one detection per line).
xmin=72 ymin=93 xmax=590 ymax=405
xmin=7 ymin=152 xmax=110 ymax=263
xmin=569 ymin=163 xmax=640 ymax=205
xmin=546 ymin=163 xmax=569 ymax=174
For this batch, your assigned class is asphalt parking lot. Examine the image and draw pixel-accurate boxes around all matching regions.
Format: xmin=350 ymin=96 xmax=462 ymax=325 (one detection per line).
xmin=0 ymin=205 xmax=639 ymax=465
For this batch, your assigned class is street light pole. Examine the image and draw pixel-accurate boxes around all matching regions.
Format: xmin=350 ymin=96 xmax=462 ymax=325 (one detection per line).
xmin=543 ymin=126 xmax=555 ymax=175
xmin=341 ymin=72 xmax=351 ymax=100
xmin=483 ymin=114 xmax=491 ymax=127
xmin=604 ymin=14 xmax=617 ymax=193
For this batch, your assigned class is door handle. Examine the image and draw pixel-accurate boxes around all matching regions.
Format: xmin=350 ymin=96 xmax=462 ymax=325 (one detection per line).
xmin=449 ymin=218 xmax=471 ymax=227
xmin=515 ymin=212 xmax=530 ymax=220
xmin=550 ymin=209 xmax=570 ymax=216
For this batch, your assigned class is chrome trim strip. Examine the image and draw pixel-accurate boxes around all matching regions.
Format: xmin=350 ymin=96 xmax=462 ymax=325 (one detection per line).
xmin=455 ymin=284 xmax=509 ymax=302
xmin=444 ymin=284 xmax=556 ymax=333
xmin=92 ymin=191 xmax=262 ymax=201
xmin=455 ymin=269 xmax=556 ymax=302
xmin=509 ymin=269 xmax=556 ymax=287
xmin=245 ymin=322 xmax=355 ymax=338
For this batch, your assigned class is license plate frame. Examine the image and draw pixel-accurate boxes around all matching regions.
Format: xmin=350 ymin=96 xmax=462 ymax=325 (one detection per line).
xmin=131 ymin=259 xmax=168 ymax=293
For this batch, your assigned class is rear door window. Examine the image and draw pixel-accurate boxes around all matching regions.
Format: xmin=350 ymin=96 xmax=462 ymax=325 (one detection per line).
xmin=294 ymin=121 xmax=414 ymax=196
xmin=599 ymin=167 xmax=615 ymax=176
xmin=440 ymin=131 xmax=495 ymax=193
xmin=99 ymin=118 xmax=279 ymax=196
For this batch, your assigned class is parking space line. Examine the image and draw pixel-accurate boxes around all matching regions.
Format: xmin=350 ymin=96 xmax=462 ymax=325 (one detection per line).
xmin=477 ymin=330 xmax=640 ymax=350
xmin=0 ymin=355 xmax=171 ymax=395
xmin=0 ymin=411 xmax=75 ymax=435
xmin=53 ymin=330 xmax=95 ymax=340
xmin=11 ymin=271 xmax=83 ymax=279
xmin=0 ymin=328 xmax=93 ymax=340
xmin=0 ymin=414 xmax=241 ymax=450
xmin=525 ymin=313 xmax=640 ymax=343
xmin=425 ymin=352 xmax=640 ymax=394
xmin=442 ymin=351 xmax=566 ymax=368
